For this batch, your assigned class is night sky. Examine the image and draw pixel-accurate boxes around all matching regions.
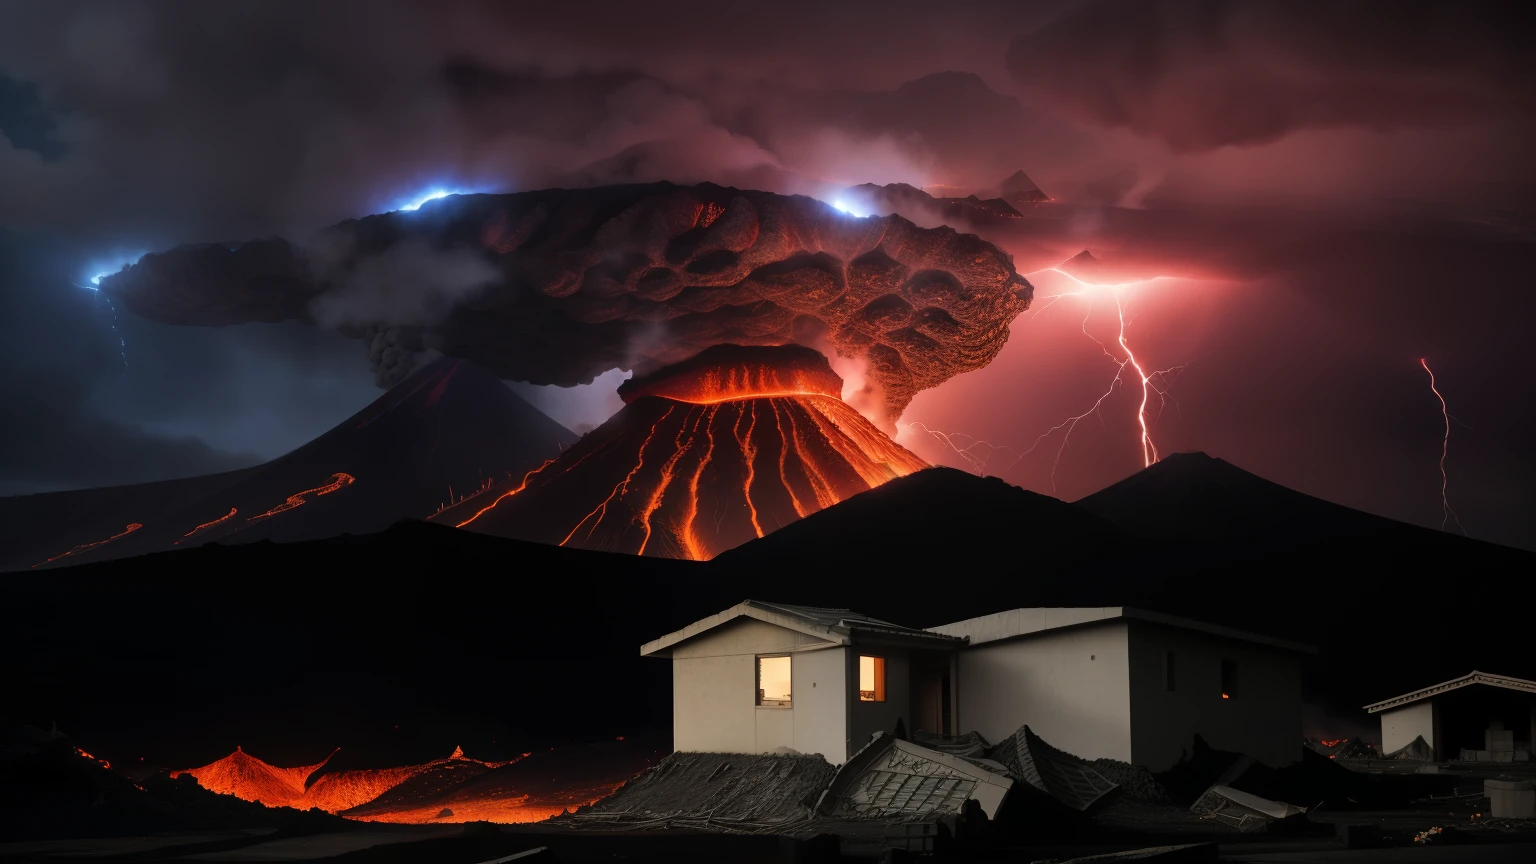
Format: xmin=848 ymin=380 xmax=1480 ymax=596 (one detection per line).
xmin=2 ymin=0 xmax=1533 ymax=548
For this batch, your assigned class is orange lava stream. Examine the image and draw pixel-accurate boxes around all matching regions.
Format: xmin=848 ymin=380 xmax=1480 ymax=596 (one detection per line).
xmin=455 ymin=460 xmax=556 ymax=528
xmin=679 ymin=405 xmax=721 ymax=561
xmin=736 ymin=402 xmax=764 ymax=538
xmin=561 ymin=406 xmax=675 ymax=547
xmin=1420 ymin=358 xmax=1466 ymax=535
xmin=768 ymin=399 xmax=808 ymax=518
xmin=781 ymin=404 xmax=838 ymax=511
xmin=636 ymin=411 xmax=701 ymax=557
xmin=33 ymin=523 xmax=143 ymax=568
xmin=247 ymin=473 xmax=356 ymax=524
xmin=175 ymin=508 xmax=238 ymax=545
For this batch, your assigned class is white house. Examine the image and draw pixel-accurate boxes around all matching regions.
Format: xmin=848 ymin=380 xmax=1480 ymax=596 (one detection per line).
xmin=1365 ymin=670 xmax=1536 ymax=762
xmin=929 ymin=606 xmax=1315 ymax=772
xmin=639 ymin=601 xmax=964 ymax=764
xmin=643 ymin=601 xmax=1314 ymax=771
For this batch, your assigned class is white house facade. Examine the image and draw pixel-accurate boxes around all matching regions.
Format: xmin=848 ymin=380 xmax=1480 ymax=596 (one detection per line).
xmin=639 ymin=601 xmax=963 ymax=764
xmin=643 ymin=601 xmax=1313 ymax=771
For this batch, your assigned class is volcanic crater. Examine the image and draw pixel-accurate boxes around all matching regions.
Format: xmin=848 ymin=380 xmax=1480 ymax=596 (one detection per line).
xmin=433 ymin=344 xmax=927 ymax=559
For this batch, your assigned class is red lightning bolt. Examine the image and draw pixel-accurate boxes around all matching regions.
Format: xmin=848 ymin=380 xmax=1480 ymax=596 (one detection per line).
xmin=1420 ymin=358 xmax=1466 ymax=535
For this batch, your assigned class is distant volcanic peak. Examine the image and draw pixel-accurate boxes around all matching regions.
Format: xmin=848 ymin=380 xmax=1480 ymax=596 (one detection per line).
xmin=997 ymin=169 xmax=1052 ymax=203
xmin=617 ymin=344 xmax=842 ymax=405
xmin=102 ymin=183 xmax=1030 ymax=422
xmin=1058 ymin=249 xmax=1106 ymax=281
xmin=439 ymin=375 xmax=927 ymax=560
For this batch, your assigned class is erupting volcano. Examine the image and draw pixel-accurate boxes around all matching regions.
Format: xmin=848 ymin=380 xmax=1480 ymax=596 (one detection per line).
xmin=433 ymin=344 xmax=927 ymax=559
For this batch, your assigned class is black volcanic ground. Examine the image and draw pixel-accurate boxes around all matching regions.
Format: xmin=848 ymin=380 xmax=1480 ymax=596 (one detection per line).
xmin=4 ymin=452 xmax=1532 ymax=775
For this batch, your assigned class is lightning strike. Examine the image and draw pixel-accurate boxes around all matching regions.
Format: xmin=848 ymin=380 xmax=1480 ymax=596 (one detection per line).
xmin=1420 ymin=358 xmax=1467 ymax=535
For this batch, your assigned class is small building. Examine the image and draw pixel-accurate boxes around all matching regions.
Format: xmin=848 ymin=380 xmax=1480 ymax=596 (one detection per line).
xmin=1365 ymin=671 xmax=1536 ymax=762
xmin=643 ymin=601 xmax=1313 ymax=771
xmin=639 ymin=601 xmax=964 ymax=764
xmin=929 ymin=607 xmax=1314 ymax=771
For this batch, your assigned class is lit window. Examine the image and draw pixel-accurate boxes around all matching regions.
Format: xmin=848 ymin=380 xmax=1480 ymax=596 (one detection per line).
xmin=1163 ymin=651 xmax=1176 ymax=691
xmin=859 ymin=655 xmax=886 ymax=702
xmin=1221 ymin=659 xmax=1236 ymax=699
xmin=757 ymin=656 xmax=792 ymax=707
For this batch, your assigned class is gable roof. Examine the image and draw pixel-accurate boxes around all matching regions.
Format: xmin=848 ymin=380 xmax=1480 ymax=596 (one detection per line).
xmin=1364 ymin=671 xmax=1536 ymax=713
xmin=641 ymin=600 xmax=964 ymax=657
xmin=927 ymin=606 xmax=1316 ymax=655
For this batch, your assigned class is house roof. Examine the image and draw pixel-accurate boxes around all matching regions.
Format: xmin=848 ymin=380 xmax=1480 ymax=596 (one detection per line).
xmin=1364 ymin=671 xmax=1536 ymax=713
xmin=640 ymin=600 xmax=964 ymax=657
xmin=927 ymin=606 xmax=1316 ymax=655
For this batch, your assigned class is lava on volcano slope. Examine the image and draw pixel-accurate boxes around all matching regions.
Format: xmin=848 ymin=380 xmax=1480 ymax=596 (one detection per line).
xmin=31 ymin=523 xmax=142 ymax=568
xmin=433 ymin=345 xmax=928 ymax=560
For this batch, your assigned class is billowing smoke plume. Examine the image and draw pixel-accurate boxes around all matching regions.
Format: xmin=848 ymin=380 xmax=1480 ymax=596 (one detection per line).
xmin=101 ymin=183 xmax=1032 ymax=422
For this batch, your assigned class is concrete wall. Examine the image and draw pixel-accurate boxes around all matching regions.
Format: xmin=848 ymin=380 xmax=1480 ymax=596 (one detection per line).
xmin=1126 ymin=621 xmax=1302 ymax=771
xmin=792 ymin=644 xmax=848 ymax=761
xmin=954 ymin=622 xmax=1133 ymax=762
xmin=848 ymin=650 xmax=912 ymax=754
xmin=1380 ymin=701 xmax=1436 ymax=759
xmin=670 ymin=617 xmax=848 ymax=761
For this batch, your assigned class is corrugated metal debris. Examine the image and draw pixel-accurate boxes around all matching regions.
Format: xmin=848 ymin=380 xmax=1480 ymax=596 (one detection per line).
xmin=1189 ymin=784 xmax=1307 ymax=832
xmin=817 ymin=734 xmax=1013 ymax=820
xmin=990 ymin=724 xmax=1120 ymax=812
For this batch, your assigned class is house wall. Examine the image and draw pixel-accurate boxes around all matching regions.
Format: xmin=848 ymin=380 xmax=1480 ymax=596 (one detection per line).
xmin=848 ymin=650 xmax=912 ymax=755
xmin=953 ymin=622 xmax=1133 ymax=762
xmin=1379 ymin=701 xmax=1437 ymax=759
xmin=1126 ymin=621 xmax=1302 ymax=771
xmin=669 ymin=617 xmax=849 ymax=761
xmin=793 ymin=644 xmax=848 ymax=761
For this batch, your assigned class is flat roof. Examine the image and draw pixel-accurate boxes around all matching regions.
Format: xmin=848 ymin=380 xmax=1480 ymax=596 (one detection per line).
xmin=641 ymin=600 xmax=964 ymax=657
xmin=927 ymin=606 xmax=1316 ymax=654
xmin=1364 ymin=670 xmax=1536 ymax=713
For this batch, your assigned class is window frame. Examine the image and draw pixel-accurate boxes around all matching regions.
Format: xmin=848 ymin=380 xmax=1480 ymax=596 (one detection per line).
xmin=858 ymin=654 xmax=887 ymax=703
xmin=756 ymin=654 xmax=793 ymax=709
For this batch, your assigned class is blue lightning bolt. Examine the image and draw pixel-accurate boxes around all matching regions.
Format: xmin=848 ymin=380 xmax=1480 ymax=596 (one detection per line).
xmin=76 ymin=255 xmax=145 ymax=380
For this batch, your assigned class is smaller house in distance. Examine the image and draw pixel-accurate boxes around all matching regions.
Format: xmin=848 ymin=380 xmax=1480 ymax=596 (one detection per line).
xmin=1366 ymin=670 xmax=1536 ymax=761
xmin=642 ymin=601 xmax=1314 ymax=771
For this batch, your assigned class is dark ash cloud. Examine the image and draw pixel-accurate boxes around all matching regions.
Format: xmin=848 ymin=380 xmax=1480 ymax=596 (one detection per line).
xmin=1007 ymin=0 xmax=1536 ymax=151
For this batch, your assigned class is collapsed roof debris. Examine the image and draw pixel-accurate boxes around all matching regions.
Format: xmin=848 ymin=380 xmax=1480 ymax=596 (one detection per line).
xmin=1385 ymin=735 xmax=1434 ymax=761
xmin=990 ymin=725 xmax=1120 ymax=813
xmin=554 ymin=752 xmax=835 ymax=834
xmin=816 ymin=733 xmax=1014 ymax=820
xmin=1189 ymin=785 xmax=1307 ymax=833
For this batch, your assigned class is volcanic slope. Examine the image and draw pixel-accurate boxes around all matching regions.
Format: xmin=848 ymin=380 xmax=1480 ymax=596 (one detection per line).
xmin=17 ymin=357 xmax=575 ymax=570
xmin=434 ymin=344 xmax=928 ymax=560
xmin=1075 ymin=450 xmax=1499 ymax=546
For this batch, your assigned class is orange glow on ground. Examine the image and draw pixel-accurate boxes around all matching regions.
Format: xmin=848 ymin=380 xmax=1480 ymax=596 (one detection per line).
xmin=33 ymin=523 xmax=142 ymax=568
xmin=171 ymin=746 xmax=527 ymax=817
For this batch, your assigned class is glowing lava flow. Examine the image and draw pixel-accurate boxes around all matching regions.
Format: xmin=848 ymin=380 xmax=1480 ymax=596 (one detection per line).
xmin=32 ymin=523 xmax=142 ymax=568
xmin=560 ymin=407 xmax=675 ymax=547
xmin=176 ymin=508 xmax=238 ymax=544
xmin=246 ymin=473 xmax=356 ymax=524
xmin=1420 ymin=358 xmax=1466 ymax=535
xmin=455 ymin=459 xmax=558 ymax=528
